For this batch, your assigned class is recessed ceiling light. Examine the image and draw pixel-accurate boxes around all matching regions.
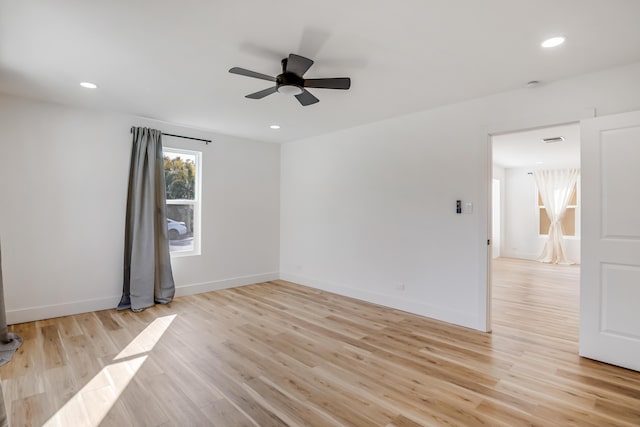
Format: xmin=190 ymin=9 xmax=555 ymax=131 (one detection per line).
xmin=270 ymin=125 xmax=280 ymax=129
xmin=80 ymin=82 xmax=98 ymax=89
xmin=541 ymin=36 xmax=565 ymax=48
xmin=536 ymin=161 xmax=544 ymax=165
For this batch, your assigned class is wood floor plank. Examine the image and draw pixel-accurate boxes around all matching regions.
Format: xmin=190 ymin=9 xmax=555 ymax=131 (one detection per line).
xmin=41 ymin=325 xmax=66 ymax=370
xmin=2 ymin=257 xmax=640 ymax=426
xmin=198 ymin=398 xmax=256 ymax=427
xmin=99 ymin=399 xmax=136 ymax=427
xmin=116 ymin=377 xmax=171 ymax=427
xmin=243 ymin=376 xmax=338 ymax=427
xmin=10 ymin=393 xmax=55 ymax=427
xmin=141 ymin=373 xmax=212 ymax=426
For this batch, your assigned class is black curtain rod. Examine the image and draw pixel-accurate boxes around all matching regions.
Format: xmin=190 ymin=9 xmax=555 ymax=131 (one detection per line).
xmin=130 ymin=127 xmax=211 ymax=145
xmin=162 ymin=133 xmax=211 ymax=145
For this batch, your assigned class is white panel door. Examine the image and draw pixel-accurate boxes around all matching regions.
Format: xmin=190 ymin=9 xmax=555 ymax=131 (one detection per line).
xmin=581 ymin=110 xmax=640 ymax=371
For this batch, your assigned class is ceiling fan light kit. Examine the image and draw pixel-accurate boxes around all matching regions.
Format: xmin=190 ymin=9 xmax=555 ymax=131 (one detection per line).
xmin=229 ymin=53 xmax=351 ymax=106
xmin=277 ymin=85 xmax=303 ymax=96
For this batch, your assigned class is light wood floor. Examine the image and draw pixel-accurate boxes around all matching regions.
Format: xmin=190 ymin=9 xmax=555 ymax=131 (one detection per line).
xmin=2 ymin=258 xmax=640 ymax=426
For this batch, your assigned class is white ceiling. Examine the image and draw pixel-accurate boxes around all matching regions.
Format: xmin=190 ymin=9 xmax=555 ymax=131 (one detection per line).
xmin=1 ymin=1 xmax=640 ymax=143
xmin=492 ymin=123 xmax=580 ymax=169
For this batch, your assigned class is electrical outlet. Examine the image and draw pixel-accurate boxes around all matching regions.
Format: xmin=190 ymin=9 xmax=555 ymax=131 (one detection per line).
xmin=396 ymin=283 xmax=405 ymax=291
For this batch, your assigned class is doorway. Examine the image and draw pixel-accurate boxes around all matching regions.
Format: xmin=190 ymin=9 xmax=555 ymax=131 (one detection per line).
xmin=489 ymin=122 xmax=581 ymax=331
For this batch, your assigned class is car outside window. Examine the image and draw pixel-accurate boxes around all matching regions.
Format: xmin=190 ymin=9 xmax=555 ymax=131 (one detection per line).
xmin=164 ymin=148 xmax=201 ymax=256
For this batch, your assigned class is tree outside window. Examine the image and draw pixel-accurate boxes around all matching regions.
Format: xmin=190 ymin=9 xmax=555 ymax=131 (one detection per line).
xmin=164 ymin=148 xmax=201 ymax=256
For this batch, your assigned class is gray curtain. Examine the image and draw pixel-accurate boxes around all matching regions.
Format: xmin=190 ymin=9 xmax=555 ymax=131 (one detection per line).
xmin=118 ymin=127 xmax=175 ymax=312
xmin=0 ymin=381 xmax=5 ymax=427
xmin=0 ymin=240 xmax=23 ymax=370
xmin=0 ymin=246 xmax=13 ymax=424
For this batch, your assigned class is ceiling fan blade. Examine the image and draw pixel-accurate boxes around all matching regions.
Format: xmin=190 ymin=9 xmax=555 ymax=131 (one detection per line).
xmin=295 ymin=89 xmax=319 ymax=106
xmin=286 ymin=54 xmax=314 ymax=77
xmin=245 ymin=86 xmax=278 ymax=99
xmin=304 ymin=78 xmax=351 ymax=90
xmin=229 ymin=67 xmax=276 ymax=82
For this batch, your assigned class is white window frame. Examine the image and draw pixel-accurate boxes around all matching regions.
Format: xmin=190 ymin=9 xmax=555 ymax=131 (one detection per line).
xmin=164 ymin=147 xmax=202 ymax=257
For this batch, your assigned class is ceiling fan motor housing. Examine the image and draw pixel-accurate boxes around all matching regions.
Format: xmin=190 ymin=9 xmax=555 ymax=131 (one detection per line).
xmin=277 ymin=72 xmax=304 ymax=95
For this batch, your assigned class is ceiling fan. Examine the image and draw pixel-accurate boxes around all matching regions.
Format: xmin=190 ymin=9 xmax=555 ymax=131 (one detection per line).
xmin=229 ymin=53 xmax=351 ymax=106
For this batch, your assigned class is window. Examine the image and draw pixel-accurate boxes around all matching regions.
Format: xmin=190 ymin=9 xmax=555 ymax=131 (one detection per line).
xmin=163 ymin=148 xmax=201 ymax=256
xmin=538 ymin=182 xmax=579 ymax=237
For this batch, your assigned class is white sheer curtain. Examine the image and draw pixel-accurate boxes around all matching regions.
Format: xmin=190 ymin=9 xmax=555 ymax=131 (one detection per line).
xmin=534 ymin=169 xmax=579 ymax=264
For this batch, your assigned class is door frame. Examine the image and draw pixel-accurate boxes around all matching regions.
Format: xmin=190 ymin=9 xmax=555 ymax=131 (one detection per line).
xmin=486 ymin=120 xmax=581 ymax=333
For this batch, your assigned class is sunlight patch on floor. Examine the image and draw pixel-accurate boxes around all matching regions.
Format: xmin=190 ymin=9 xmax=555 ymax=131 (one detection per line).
xmin=43 ymin=314 xmax=176 ymax=427
xmin=115 ymin=314 xmax=176 ymax=360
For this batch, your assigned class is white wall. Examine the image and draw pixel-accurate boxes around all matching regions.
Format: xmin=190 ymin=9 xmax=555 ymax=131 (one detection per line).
xmin=280 ymin=61 xmax=640 ymax=331
xmin=0 ymin=94 xmax=280 ymax=324
xmin=502 ymin=168 xmax=580 ymax=263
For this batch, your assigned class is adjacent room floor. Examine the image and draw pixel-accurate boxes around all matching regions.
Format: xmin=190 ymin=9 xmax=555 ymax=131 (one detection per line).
xmin=1 ymin=258 xmax=639 ymax=426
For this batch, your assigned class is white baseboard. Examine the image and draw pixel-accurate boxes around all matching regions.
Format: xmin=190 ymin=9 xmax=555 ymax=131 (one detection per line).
xmin=8 ymin=271 xmax=482 ymax=330
xmin=501 ymin=250 xmax=539 ymax=261
xmin=6 ymin=272 xmax=279 ymax=325
xmin=279 ymin=272 xmax=480 ymax=330
xmin=174 ymin=272 xmax=279 ymax=297
xmin=7 ymin=296 xmax=121 ymax=325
